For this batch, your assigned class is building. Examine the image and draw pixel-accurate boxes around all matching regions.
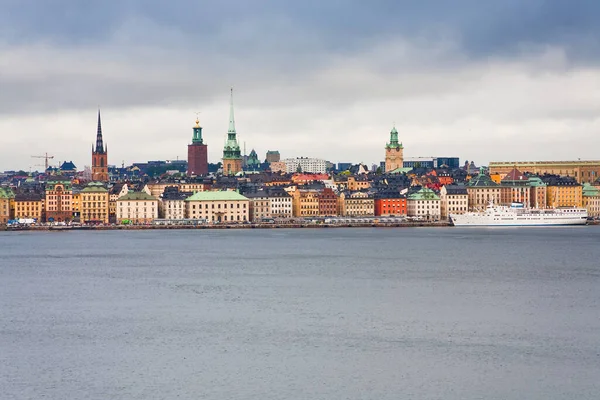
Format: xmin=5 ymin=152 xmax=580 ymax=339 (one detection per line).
xmin=92 ymin=110 xmax=109 ymax=182
xmin=267 ymin=187 xmax=293 ymax=218
xmin=407 ymin=187 xmax=441 ymax=220
xmin=467 ymin=170 xmax=501 ymax=210
xmin=541 ymin=175 xmax=583 ymax=208
xmin=45 ymin=176 xmax=73 ymax=222
xmin=440 ymin=185 xmax=468 ymax=220
xmin=347 ymin=176 xmax=371 ymax=191
xmin=265 ymin=150 xmax=280 ymax=164
xmin=317 ymin=188 xmax=338 ymax=216
xmin=245 ymin=149 xmax=261 ymax=171
xmin=582 ymin=183 xmax=600 ymax=218
xmin=81 ymin=182 xmax=109 ymax=224
xmin=185 ymin=191 xmax=249 ymax=223
xmin=489 ymin=160 xmax=600 ymax=184
xmin=339 ymin=191 xmax=375 ymax=217
xmin=109 ymin=183 xmax=129 ymax=223
xmin=500 ymin=168 xmax=532 ymax=206
xmin=71 ymin=185 xmax=82 ymax=221
xmin=384 ymin=126 xmax=404 ymax=172
xmin=269 ymin=161 xmax=287 ymax=173
xmin=245 ymin=191 xmax=271 ymax=222
xmin=161 ymin=186 xmax=189 ymax=220
xmin=116 ymin=192 xmax=158 ymax=224
xmin=187 ymin=117 xmax=208 ymax=176
xmin=434 ymin=157 xmax=460 ymax=169
xmin=528 ymin=177 xmax=548 ymax=209
xmin=0 ymin=186 xmax=15 ymax=224
xmin=291 ymin=188 xmax=319 ymax=217
xmin=282 ymin=157 xmax=327 ymax=174
xmin=13 ymin=192 xmax=43 ymax=221
xmin=374 ymin=190 xmax=407 ymax=216
xmin=222 ymin=88 xmax=243 ymax=175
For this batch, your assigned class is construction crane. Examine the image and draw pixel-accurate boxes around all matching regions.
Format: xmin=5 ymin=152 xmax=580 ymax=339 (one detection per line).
xmin=31 ymin=153 xmax=54 ymax=170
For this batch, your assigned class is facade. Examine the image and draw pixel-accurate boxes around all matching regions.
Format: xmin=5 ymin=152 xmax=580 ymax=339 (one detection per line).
xmin=187 ymin=117 xmax=208 ymax=176
xmin=267 ymin=187 xmax=293 ymax=218
xmin=347 ymin=176 xmax=371 ymax=191
xmin=440 ymin=185 xmax=468 ymax=220
xmin=384 ymin=126 xmax=404 ymax=172
xmin=246 ymin=191 xmax=271 ymax=222
xmin=185 ymin=191 xmax=249 ymax=222
xmin=317 ymin=188 xmax=338 ymax=216
xmin=407 ymin=187 xmax=441 ymax=220
xmin=283 ymin=157 xmax=327 ymax=174
xmin=269 ymin=161 xmax=287 ymax=173
xmin=81 ymin=182 xmax=109 ymax=224
xmin=528 ymin=177 xmax=548 ymax=209
xmin=542 ymin=176 xmax=583 ymax=208
xmin=116 ymin=192 xmax=158 ymax=224
xmin=291 ymin=188 xmax=319 ymax=217
xmin=582 ymin=183 xmax=600 ymax=218
xmin=0 ymin=187 xmax=15 ymax=224
xmin=500 ymin=168 xmax=532 ymax=206
xmin=265 ymin=150 xmax=281 ymax=164
xmin=374 ymin=190 xmax=407 ymax=216
xmin=92 ymin=110 xmax=109 ymax=182
xmin=467 ymin=171 xmax=501 ymax=210
xmin=489 ymin=160 xmax=600 ymax=184
xmin=45 ymin=177 xmax=73 ymax=222
xmin=222 ymin=88 xmax=243 ymax=175
xmin=161 ymin=186 xmax=189 ymax=220
xmin=339 ymin=191 xmax=375 ymax=217
xmin=14 ymin=192 xmax=43 ymax=220
xmin=246 ymin=149 xmax=261 ymax=171
xmin=71 ymin=186 xmax=82 ymax=221
xmin=109 ymin=183 xmax=129 ymax=223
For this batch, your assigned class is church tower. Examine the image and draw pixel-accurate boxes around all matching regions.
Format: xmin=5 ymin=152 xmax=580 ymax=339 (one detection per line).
xmin=384 ymin=125 xmax=404 ymax=172
xmin=187 ymin=116 xmax=208 ymax=176
xmin=92 ymin=109 xmax=109 ymax=181
xmin=222 ymin=88 xmax=242 ymax=175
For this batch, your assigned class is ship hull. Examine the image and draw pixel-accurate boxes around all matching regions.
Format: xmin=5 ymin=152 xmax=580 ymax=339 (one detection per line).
xmin=450 ymin=214 xmax=588 ymax=227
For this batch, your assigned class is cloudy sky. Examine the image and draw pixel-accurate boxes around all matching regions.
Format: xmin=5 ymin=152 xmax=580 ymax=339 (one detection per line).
xmin=1 ymin=0 xmax=599 ymax=171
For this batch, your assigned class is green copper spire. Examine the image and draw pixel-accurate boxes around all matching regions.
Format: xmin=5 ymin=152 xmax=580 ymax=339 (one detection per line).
xmin=192 ymin=115 xmax=204 ymax=144
xmin=223 ymin=87 xmax=241 ymax=159
xmin=386 ymin=125 xmax=403 ymax=149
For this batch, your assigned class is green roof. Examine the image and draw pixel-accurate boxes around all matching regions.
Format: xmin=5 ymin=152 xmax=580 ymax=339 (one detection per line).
xmin=387 ymin=167 xmax=413 ymax=175
xmin=81 ymin=182 xmax=108 ymax=193
xmin=0 ymin=186 xmax=15 ymax=199
xmin=408 ymin=187 xmax=440 ymax=200
xmin=468 ymin=173 xmax=498 ymax=187
xmin=527 ymin=177 xmax=547 ymax=187
xmin=185 ymin=190 xmax=249 ymax=202
xmin=583 ymin=183 xmax=600 ymax=197
xmin=118 ymin=191 xmax=156 ymax=201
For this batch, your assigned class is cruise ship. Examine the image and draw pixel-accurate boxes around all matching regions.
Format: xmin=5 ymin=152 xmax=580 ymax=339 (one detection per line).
xmin=450 ymin=203 xmax=588 ymax=226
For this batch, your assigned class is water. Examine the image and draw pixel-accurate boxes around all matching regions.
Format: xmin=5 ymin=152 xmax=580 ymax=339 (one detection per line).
xmin=1 ymin=227 xmax=599 ymax=400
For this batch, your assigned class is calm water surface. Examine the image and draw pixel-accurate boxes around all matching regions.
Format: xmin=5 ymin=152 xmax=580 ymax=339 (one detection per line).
xmin=1 ymin=227 xmax=600 ymax=399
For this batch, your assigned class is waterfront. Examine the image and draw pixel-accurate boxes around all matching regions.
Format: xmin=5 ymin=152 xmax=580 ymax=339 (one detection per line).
xmin=1 ymin=227 xmax=600 ymax=399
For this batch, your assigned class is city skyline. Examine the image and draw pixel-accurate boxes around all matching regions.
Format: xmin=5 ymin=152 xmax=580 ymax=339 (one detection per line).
xmin=2 ymin=1 xmax=600 ymax=171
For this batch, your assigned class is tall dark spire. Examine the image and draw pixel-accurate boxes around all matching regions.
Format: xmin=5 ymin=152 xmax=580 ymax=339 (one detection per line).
xmin=95 ymin=109 xmax=105 ymax=154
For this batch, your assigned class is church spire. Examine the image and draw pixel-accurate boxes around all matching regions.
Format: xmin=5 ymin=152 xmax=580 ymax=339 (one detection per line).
xmin=95 ymin=109 xmax=105 ymax=154
xmin=228 ymin=87 xmax=236 ymax=134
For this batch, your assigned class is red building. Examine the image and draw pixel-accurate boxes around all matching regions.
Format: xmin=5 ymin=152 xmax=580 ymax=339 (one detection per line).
xmin=318 ymin=188 xmax=338 ymax=216
xmin=374 ymin=191 xmax=407 ymax=216
xmin=187 ymin=118 xmax=208 ymax=176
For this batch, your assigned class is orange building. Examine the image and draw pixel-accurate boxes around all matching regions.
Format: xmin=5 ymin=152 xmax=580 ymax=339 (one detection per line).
xmin=45 ymin=176 xmax=73 ymax=222
xmin=374 ymin=191 xmax=407 ymax=216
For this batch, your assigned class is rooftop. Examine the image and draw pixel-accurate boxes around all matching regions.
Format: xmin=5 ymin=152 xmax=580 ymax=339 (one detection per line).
xmin=186 ymin=190 xmax=248 ymax=202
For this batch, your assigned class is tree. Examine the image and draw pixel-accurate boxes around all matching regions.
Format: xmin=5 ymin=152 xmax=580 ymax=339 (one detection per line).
xmin=376 ymin=166 xmax=382 ymax=175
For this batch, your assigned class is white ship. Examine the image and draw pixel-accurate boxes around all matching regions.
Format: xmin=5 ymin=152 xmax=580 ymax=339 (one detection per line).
xmin=450 ymin=203 xmax=588 ymax=227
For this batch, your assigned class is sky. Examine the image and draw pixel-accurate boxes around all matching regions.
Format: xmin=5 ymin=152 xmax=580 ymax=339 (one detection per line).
xmin=1 ymin=0 xmax=600 ymax=171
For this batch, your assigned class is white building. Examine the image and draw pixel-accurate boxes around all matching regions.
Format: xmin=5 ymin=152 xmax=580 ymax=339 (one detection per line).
xmin=440 ymin=185 xmax=468 ymax=220
xmin=116 ymin=192 xmax=159 ymax=224
xmin=161 ymin=187 xmax=189 ymax=220
xmin=267 ymin=188 xmax=293 ymax=218
xmin=407 ymin=187 xmax=441 ymax=220
xmin=282 ymin=157 xmax=327 ymax=174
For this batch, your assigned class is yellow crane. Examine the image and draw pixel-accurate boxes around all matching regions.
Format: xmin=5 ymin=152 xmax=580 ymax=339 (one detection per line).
xmin=31 ymin=153 xmax=54 ymax=170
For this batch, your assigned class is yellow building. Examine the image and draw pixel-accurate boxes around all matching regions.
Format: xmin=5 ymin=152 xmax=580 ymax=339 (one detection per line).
xmin=14 ymin=192 xmax=43 ymax=221
xmin=347 ymin=176 xmax=371 ymax=191
xmin=440 ymin=185 xmax=468 ymax=220
xmin=0 ymin=187 xmax=15 ymax=224
xmin=291 ymin=189 xmax=319 ymax=217
xmin=466 ymin=172 xmax=502 ymax=210
xmin=489 ymin=160 xmax=600 ymax=184
xmin=81 ymin=182 xmax=109 ymax=223
xmin=546 ymin=181 xmax=583 ymax=208
xmin=339 ymin=191 xmax=375 ymax=217
xmin=116 ymin=192 xmax=158 ymax=224
xmin=185 ymin=191 xmax=249 ymax=223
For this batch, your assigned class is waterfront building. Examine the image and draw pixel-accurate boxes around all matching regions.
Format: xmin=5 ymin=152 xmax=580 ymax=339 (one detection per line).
xmin=267 ymin=187 xmax=293 ymax=218
xmin=109 ymin=183 xmax=129 ymax=223
xmin=245 ymin=191 xmax=271 ymax=222
xmin=187 ymin=117 xmax=208 ymax=176
xmin=291 ymin=188 xmax=319 ymax=217
xmin=92 ymin=110 xmax=109 ymax=182
xmin=440 ymin=185 xmax=468 ymax=220
xmin=374 ymin=189 xmax=407 ymax=216
xmin=282 ymin=157 xmax=327 ymax=174
xmin=339 ymin=191 xmax=375 ymax=217
xmin=527 ymin=177 xmax=548 ymax=209
xmin=500 ymin=168 xmax=532 ymax=206
xmin=222 ymin=89 xmax=243 ymax=176
xmin=265 ymin=150 xmax=280 ymax=164
xmin=582 ymin=183 xmax=600 ymax=218
xmin=541 ymin=175 xmax=583 ymax=208
xmin=0 ymin=186 xmax=15 ymax=224
xmin=384 ymin=126 xmax=404 ymax=172
xmin=161 ymin=186 xmax=189 ymax=220
xmin=467 ymin=170 xmax=501 ymax=210
xmin=489 ymin=160 xmax=600 ymax=184
xmin=317 ymin=188 xmax=338 ymax=216
xmin=81 ymin=182 xmax=109 ymax=224
xmin=407 ymin=187 xmax=441 ymax=220
xmin=13 ymin=192 xmax=43 ymax=220
xmin=45 ymin=176 xmax=73 ymax=222
xmin=185 ymin=191 xmax=249 ymax=222
xmin=116 ymin=192 xmax=158 ymax=224
xmin=71 ymin=185 xmax=82 ymax=221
